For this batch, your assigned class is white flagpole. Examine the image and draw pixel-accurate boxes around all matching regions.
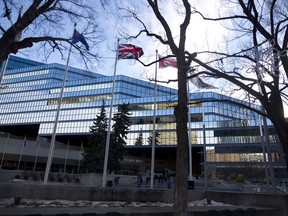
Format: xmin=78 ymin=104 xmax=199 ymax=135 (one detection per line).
xmin=254 ymin=42 xmax=276 ymax=191
xmin=33 ymin=136 xmax=40 ymax=171
xmin=0 ymin=133 xmax=9 ymax=169
xmin=64 ymin=140 xmax=70 ymax=173
xmin=150 ymin=50 xmax=158 ymax=189
xmin=102 ymin=38 xmax=119 ymax=187
xmin=17 ymin=135 xmax=26 ymax=170
xmin=202 ymin=103 xmax=207 ymax=189
xmin=187 ymin=81 xmax=193 ymax=180
xmin=43 ymin=23 xmax=76 ymax=185
xmin=258 ymin=114 xmax=269 ymax=183
xmin=77 ymin=142 xmax=83 ymax=174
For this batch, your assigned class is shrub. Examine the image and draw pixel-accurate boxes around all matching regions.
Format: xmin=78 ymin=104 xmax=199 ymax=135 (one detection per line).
xmin=30 ymin=171 xmax=39 ymax=181
xmin=48 ymin=173 xmax=56 ymax=181
xmin=64 ymin=174 xmax=72 ymax=183
xmin=22 ymin=171 xmax=30 ymax=180
xmin=14 ymin=175 xmax=21 ymax=179
xmin=57 ymin=173 xmax=64 ymax=182
xmin=74 ymin=175 xmax=80 ymax=183
xmin=40 ymin=172 xmax=44 ymax=179
xmin=236 ymin=174 xmax=245 ymax=183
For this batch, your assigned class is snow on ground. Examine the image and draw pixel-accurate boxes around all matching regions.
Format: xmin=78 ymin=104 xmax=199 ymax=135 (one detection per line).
xmin=0 ymin=198 xmax=232 ymax=208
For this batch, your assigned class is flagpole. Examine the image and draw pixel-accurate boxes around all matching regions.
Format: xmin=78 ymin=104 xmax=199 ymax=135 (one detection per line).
xmin=150 ymin=50 xmax=158 ymax=189
xmin=64 ymin=140 xmax=70 ymax=173
xmin=102 ymin=38 xmax=119 ymax=187
xmin=33 ymin=136 xmax=40 ymax=171
xmin=43 ymin=23 xmax=76 ymax=185
xmin=0 ymin=133 xmax=9 ymax=169
xmin=187 ymin=81 xmax=193 ymax=180
xmin=17 ymin=135 xmax=26 ymax=170
xmin=258 ymin=114 xmax=269 ymax=184
xmin=202 ymin=103 xmax=207 ymax=190
xmin=254 ymin=42 xmax=276 ymax=192
xmin=77 ymin=142 xmax=83 ymax=174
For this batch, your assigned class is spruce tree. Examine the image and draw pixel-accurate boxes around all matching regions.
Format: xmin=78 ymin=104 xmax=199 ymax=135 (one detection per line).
xmin=134 ymin=128 xmax=144 ymax=146
xmin=109 ymin=103 xmax=131 ymax=173
xmin=81 ymin=100 xmax=107 ymax=173
xmin=147 ymin=131 xmax=161 ymax=145
xmin=81 ymin=102 xmax=131 ymax=173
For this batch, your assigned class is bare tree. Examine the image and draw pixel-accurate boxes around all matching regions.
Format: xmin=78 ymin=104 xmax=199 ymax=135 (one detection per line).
xmin=119 ymin=1 xmax=197 ymax=215
xmin=191 ymin=0 xmax=288 ymax=174
xmin=0 ymin=0 xmax=108 ymax=64
xmin=117 ymin=0 xmax=287 ymax=215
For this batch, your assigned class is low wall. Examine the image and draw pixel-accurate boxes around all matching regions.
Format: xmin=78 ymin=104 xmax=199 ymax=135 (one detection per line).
xmin=0 ymin=183 xmax=287 ymax=216
xmin=0 ymin=170 xmax=137 ymax=187
xmin=0 ymin=183 xmax=182 ymax=203
xmin=205 ymin=191 xmax=288 ymax=216
xmin=80 ymin=173 xmax=137 ymax=187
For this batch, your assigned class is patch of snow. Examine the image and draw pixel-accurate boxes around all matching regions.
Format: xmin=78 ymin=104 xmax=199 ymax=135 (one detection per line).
xmin=0 ymin=198 xmax=232 ymax=208
xmin=188 ymin=199 xmax=232 ymax=207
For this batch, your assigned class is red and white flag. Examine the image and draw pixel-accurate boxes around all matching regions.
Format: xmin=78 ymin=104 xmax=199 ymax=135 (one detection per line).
xmin=159 ymin=55 xmax=177 ymax=68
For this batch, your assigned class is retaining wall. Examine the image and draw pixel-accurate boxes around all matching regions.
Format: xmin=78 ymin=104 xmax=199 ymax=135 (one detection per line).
xmin=205 ymin=190 xmax=288 ymax=216
xmin=0 ymin=184 xmax=287 ymax=216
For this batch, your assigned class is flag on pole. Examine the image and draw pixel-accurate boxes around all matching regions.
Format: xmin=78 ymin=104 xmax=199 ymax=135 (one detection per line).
xmin=72 ymin=29 xmax=89 ymax=50
xmin=11 ymin=6 xmax=23 ymax=54
xmin=159 ymin=55 xmax=217 ymax=89
xmin=189 ymin=69 xmax=217 ymax=89
xmin=189 ymin=77 xmax=217 ymax=89
xmin=159 ymin=55 xmax=177 ymax=68
xmin=118 ymin=44 xmax=144 ymax=59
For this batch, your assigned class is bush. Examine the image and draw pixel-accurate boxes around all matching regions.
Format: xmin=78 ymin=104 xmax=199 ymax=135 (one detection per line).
xmin=30 ymin=171 xmax=39 ymax=181
xmin=74 ymin=175 xmax=80 ymax=183
xmin=40 ymin=172 xmax=44 ymax=179
xmin=22 ymin=171 xmax=30 ymax=180
xmin=14 ymin=175 xmax=21 ymax=179
xmin=48 ymin=173 xmax=56 ymax=181
xmin=64 ymin=174 xmax=72 ymax=183
xmin=57 ymin=173 xmax=64 ymax=182
xmin=236 ymin=174 xmax=245 ymax=183
xmin=229 ymin=174 xmax=237 ymax=181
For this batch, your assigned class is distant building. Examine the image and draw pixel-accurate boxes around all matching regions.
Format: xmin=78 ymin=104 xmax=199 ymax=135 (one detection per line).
xmin=0 ymin=55 xmax=285 ymax=180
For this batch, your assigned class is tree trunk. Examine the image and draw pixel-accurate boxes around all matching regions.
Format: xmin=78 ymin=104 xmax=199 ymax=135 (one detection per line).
xmin=268 ymin=114 xmax=288 ymax=175
xmin=278 ymin=127 xmax=288 ymax=175
xmin=174 ymin=66 xmax=189 ymax=216
xmin=264 ymin=92 xmax=288 ymax=175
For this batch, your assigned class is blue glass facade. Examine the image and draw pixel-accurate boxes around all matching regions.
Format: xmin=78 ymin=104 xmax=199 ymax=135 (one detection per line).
xmin=0 ymin=55 xmax=285 ymax=180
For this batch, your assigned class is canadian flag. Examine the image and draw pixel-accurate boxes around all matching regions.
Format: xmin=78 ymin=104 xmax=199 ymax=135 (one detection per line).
xmin=158 ymin=55 xmax=177 ymax=68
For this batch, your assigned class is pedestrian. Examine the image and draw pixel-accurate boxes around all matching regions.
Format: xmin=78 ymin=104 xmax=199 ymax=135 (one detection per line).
xmin=145 ymin=169 xmax=151 ymax=185
xmin=137 ymin=171 xmax=143 ymax=188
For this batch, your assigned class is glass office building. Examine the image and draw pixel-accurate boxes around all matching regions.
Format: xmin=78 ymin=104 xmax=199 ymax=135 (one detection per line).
xmin=0 ymin=56 xmax=286 ymax=180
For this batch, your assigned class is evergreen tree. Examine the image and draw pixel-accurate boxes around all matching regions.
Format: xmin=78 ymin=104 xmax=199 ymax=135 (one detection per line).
xmin=81 ymin=102 xmax=132 ymax=173
xmin=109 ymin=103 xmax=132 ymax=173
xmin=147 ymin=131 xmax=161 ymax=145
xmin=134 ymin=128 xmax=144 ymax=146
xmin=81 ymin=100 xmax=107 ymax=173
